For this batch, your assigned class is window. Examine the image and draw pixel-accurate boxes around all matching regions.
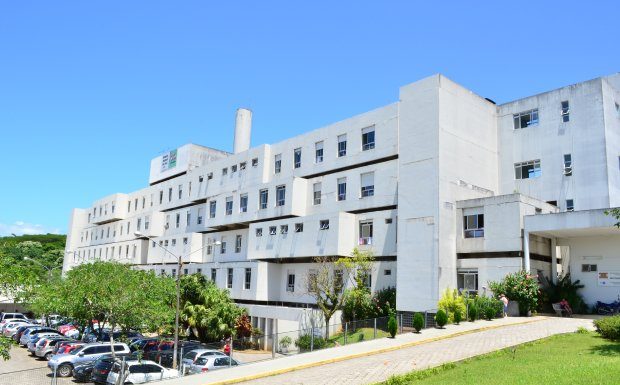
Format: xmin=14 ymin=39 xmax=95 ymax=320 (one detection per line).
xmin=186 ymin=211 xmax=191 ymax=226
xmin=136 ymin=219 xmax=141 ymax=231
xmin=360 ymin=172 xmax=374 ymax=197
xmin=566 ymin=199 xmax=574 ymax=212
xmin=359 ymin=220 xmax=373 ymax=245
xmin=211 ymin=268 xmax=217 ymax=282
xmin=168 ymin=188 xmax=173 ymax=202
xmin=227 ymin=268 xmax=233 ymax=289
xmin=209 ymin=201 xmax=217 ymax=218
xmin=513 ymin=109 xmax=539 ymax=129
xmin=240 ymin=162 xmax=246 ymax=170
xmin=561 ymin=101 xmax=570 ymax=122
xmin=463 ymin=214 xmax=484 ymax=238
xmin=197 ymin=268 xmax=202 ymax=274
xmin=276 ymin=185 xmax=286 ymax=206
xmin=295 ymin=223 xmax=303 ymax=233
xmin=581 ymin=264 xmax=597 ymax=272
xmin=457 ymin=269 xmax=478 ymax=293
xmin=220 ymin=241 xmax=227 ymax=254
xmin=256 ymin=228 xmax=263 ymax=237
xmin=240 ymin=194 xmax=248 ymax=213
xmin=337 ymin=134 xmax=347 ymax=157
xmin=164 ymin=240 xmax=169 ymax=247
xmin=514 ymin=159 xmax=541 ymax=179
xmin=183 ymin=237 xmax=188 ymax=245
xmin=207 ymin=172 xmax=213 ymax=180
xmin=222 ymin=167 xmax=228 ymax=176
xmin=308 ymin=269 xmax=318 ymax=292
xmin=280 ymin=225 xmax=288 ymax=234
xmin=563 ymin=154 xmax=572 ymax=176
xmin=334 ymin=270 xmax=344 ymax=292
xmin=231 ymin=164 xmax=237 ymax=173
xmin=244 ymin=268 xmax=251 ymax=290
xmin=235 ymin=235 xmax=242 ymax=253
xmin=175 ymin=213 xmax=180 ymax=228
xmin=616 ymin=102 xmax=620 ymax=118
xmin=274 ymin=154 xmax=282 ymax=174
xmin=171 ymin=239 xmax=176 ymax=246
xmin=183 ymin=268 xmax=188 ymax=275
xmin=225 ymin=197 xmax=233 ymax=215
xmin=315 ymin=141 xmax=324 ymax=163
xmin=269 ymin=226 xmax=277 ymax=235
xmin=337 ymin=178 xmax=347 ymax=201
xmin=159 ymin=190 xmax=163 ymax=204
xmin=385 ymin=218 xmax=392 ymax=224
xmin=320 ymin=220 xmax=330 ymax=230
xmin=384 ymin=269 xmax=392 ymax=276
xmin=362 ymin=273 xmax=371 ymax=289
xmin=362 ymin=126 xmax=375 ymax=150
xmin=199 ymin=175 xmax=204 ymax=183
xmin=127 ymin=201 xmax=131 ymax=213
xmin=178 ymin=184 xmax=183 ymax=199
xmin=294 ymin=148 xmax=302 ymax=168
xmin=252 ymin=158 xmax=259 ymax=167
xmin=171 ymin=269 xmax=177 ymax=277
xmin=286 ymin=273 xmax=295 ymax=292
xmin=313 ymin=182 xmax=321 ymax=205
xmin=259 ymin=189 xmax=268 ymax=209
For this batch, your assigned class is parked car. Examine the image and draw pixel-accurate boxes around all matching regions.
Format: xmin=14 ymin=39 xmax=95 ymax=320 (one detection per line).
xmin=144 ymin=339 xmax=205 ymax=367
xmin=35 ymin=337 xmax=74 ymax=360
xmin=2 ymin=321 xmax=33 ymax=337
xmin=88 ymin=353 xmax=138 ymax=385
xmin=187 ymin=355 xmax=239 ymax=374
xmin=20 ymin=327 xmax=58 ymax=346
xmin=27 ymin=332 xmax=62 ymax=353
xmin=13 ymin=325 xmax=37 ymax=343
xmin=128 ymin=337 xmax=159 ymax=352
xmin=0 ymin=312 xmax=28 ymax=324
xmin=181 ymin=349 xmax=228 ymax=374
xmin=0 ymin=318 xmax=28 ymax=333
xmin=48 ymin=342 xmax=131 ymax=377
xmin=56 ymin=342 xmax=86 ymax=355
xmin=106 ymin=360 xmax=178 ymax=384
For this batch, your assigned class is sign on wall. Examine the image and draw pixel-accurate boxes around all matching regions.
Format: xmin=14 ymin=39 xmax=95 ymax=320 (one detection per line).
xmin=598 ymin=272 xmax=620 ymax=287
xmin=161 ymin=149 xmax=178 ymax=172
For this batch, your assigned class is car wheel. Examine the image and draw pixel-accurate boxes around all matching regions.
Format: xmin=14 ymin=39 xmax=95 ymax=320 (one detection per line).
xmin=44 ymin=352 xmax=52 ymax=361
xmin=57 ymin=363 xmax=73 ymax=377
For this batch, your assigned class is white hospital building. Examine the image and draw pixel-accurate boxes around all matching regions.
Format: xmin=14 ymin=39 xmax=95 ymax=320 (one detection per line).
xmin=64 ymin=73 xmax=620 ymax=330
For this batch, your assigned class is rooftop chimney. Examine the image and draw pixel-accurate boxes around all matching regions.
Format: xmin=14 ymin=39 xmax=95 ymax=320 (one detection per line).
xmin=234 ymin=108 xmax=252 ymax=154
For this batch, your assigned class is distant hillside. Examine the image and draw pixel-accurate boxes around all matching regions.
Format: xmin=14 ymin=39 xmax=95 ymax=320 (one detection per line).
xmin=0 ymin=234 xmax=66 ymax=270
xmin=0 ymin=233 xmax=66 ymax=248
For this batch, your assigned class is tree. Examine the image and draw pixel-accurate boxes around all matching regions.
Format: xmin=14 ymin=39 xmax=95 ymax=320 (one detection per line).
xmin=180 ymin=275 xmax=243 ymax=342
xmin=605 ymin=208 xmax=620 ymax=228
xmin=305 ymin=248 xmax=376 ymax=339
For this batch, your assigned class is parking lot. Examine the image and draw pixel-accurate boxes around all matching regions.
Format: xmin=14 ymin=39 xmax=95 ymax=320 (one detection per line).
xmin=0 ymin=346 xmax=73 ymax=385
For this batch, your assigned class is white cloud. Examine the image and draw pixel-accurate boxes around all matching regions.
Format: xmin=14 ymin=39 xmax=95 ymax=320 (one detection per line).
xmin=0 ymin=221 xmax=61 ymax=237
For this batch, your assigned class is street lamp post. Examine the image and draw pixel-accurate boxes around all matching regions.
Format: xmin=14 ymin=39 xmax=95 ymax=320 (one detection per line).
xmin=134 ymin=231 xmax=220 ymax=370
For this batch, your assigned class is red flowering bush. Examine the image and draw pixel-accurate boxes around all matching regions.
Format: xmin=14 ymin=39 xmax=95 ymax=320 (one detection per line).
xmin=489 ymin=270 xmax=539 ymax=316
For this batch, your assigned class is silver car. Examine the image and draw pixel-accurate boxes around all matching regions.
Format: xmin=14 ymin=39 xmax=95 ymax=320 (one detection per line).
xmin=2 ymin=321 xmax=32 ymax=337
xmin=187 ymin=355 xmax=239 ymax=374
xmin=47 ymin=342 xmax=131 ymax=377
xmin=20 ymin=327 xmax=58 ymax=346
xmin=35 ymin=337 xmax=73 ymax=360
xmin=28 ymin=332 xmax=61 ymax=354
xmin=181 ymin=349 xmax=227 ymax=374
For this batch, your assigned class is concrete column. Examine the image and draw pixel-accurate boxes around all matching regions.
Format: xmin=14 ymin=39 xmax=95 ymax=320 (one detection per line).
xmin=523 ymin=230 xmax=531 ymax=273
xmin=551 ymin=237 xmax=558 ymax=284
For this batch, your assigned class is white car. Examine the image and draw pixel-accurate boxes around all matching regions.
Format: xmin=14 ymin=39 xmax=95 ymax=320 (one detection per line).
xmin=2 ymin=321 xmax=31 ymax=337
xmin=181 ymin=349 xmax=228 ymax=374
xmin=0 ymin=318 xmax=28 ymax=332
xmin=187 ymin=355 xmax=239 ymax=374
xmin=107 ymin=360 xmax=178 ymax=384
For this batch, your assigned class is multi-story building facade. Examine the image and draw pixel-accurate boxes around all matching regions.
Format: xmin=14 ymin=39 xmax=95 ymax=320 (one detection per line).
xmin=64 ymin=73 xmax=620 ymax=330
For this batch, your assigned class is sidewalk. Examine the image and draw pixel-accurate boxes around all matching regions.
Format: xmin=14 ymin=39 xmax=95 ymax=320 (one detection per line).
xmin=160 ymin=316 xmax=594 ymax=385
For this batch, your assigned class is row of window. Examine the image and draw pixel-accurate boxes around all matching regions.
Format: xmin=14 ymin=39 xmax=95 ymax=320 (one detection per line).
xmin=514 ymin=153 xmax=575 ymax=180
xmin=512 ymin=100 xmax=570 ymax=130
xmin=81 ymin=216 xmax=150 ymax=243
xmin=72 ymin=243 xmax=137 ymax=261
xmin=274 ymin=126 xmax=375 ymax=173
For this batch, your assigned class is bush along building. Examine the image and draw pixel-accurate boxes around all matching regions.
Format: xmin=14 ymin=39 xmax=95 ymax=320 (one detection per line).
xmin=64 ymin=73 xmax=620 ymax=329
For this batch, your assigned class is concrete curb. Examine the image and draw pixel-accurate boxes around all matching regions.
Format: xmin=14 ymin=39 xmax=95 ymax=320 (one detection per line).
xmin=204 ymin=317 xmax=548 ymax=385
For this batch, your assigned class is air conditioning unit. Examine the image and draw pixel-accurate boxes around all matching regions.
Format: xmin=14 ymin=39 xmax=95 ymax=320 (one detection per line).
xmin=563 ymin=166 xmax=573 ymax=176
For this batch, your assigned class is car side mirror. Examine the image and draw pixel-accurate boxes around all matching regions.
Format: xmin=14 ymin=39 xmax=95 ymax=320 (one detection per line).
xmin=78 ymin=352 xmax=84 ymax=357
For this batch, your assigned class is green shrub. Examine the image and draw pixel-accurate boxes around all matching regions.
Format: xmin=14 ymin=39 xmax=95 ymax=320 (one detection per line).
xmin=484 ymin=305 xmax=495 ymax=320
xmin=413 ymin=312 xmax=424 ymax=333
xmin=575 ymin=327 xmax=589 ymax=334
xmin=437 ymin=288 xmax=467 ymax=324
xmin=489 ymin=270 xmax=539 ymax=316
xmin=279 ymin=335 xmax=292 ymax=348
xmin=435 ymin=309 xmax=448 ymax=328
xmin=543 ymin=273 xmax=587 ymax=314
xmin=453 ymin=308 xmax=462 ymax=325
xmin=474 ymin=296 xmax=503 ymax=320
xmin=388 ymin=315 xmax=398 ymax=338
xmin=594 ymin=315 xmax=620 ymax=341
xmin=468 ymin=304 xmax=478 ymax=321
xmin=295 ymin=334 xmax=327 ymax=351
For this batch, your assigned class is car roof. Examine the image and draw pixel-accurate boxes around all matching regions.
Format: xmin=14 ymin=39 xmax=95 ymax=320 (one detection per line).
xmin=123 ymin=360 xmax=160 ymax=366
xmin=82 ymin=342 xmax=128 ymax=347
xmin=191 ymin=349 xmax=224 ymax=354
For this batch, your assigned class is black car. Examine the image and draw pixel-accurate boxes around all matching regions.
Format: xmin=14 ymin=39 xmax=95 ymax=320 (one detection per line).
xmin=13 ymin=325 xmax=35 ymax=342
xmin=89 ymin=353 xmax=138 ymax=385
xmin=148 ymin=341 xmax=206 ymax=368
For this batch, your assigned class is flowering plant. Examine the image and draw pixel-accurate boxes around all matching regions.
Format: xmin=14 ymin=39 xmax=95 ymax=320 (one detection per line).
xmin=489 ymin=270 xmax=539 ymax=316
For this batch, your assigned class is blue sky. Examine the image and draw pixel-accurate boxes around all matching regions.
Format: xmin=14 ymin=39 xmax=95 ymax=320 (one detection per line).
xmin=0 ymin=1 xmax=618 ymax=236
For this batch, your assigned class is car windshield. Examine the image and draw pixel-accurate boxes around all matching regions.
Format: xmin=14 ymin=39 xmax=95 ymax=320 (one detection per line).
xmin=195 ymin=357 xmax=208 ymax=365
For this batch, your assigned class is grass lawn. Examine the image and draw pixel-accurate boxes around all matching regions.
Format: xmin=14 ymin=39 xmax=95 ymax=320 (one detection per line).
xmin=379 ymin=331 xmax=620 ymax=385
xmin=328 ymin=327 xmax=390 ymax=346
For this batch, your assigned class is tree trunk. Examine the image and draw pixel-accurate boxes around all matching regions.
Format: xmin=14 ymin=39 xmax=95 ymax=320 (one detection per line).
xmin=324 ymin=315 xmax=331 ymax=340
